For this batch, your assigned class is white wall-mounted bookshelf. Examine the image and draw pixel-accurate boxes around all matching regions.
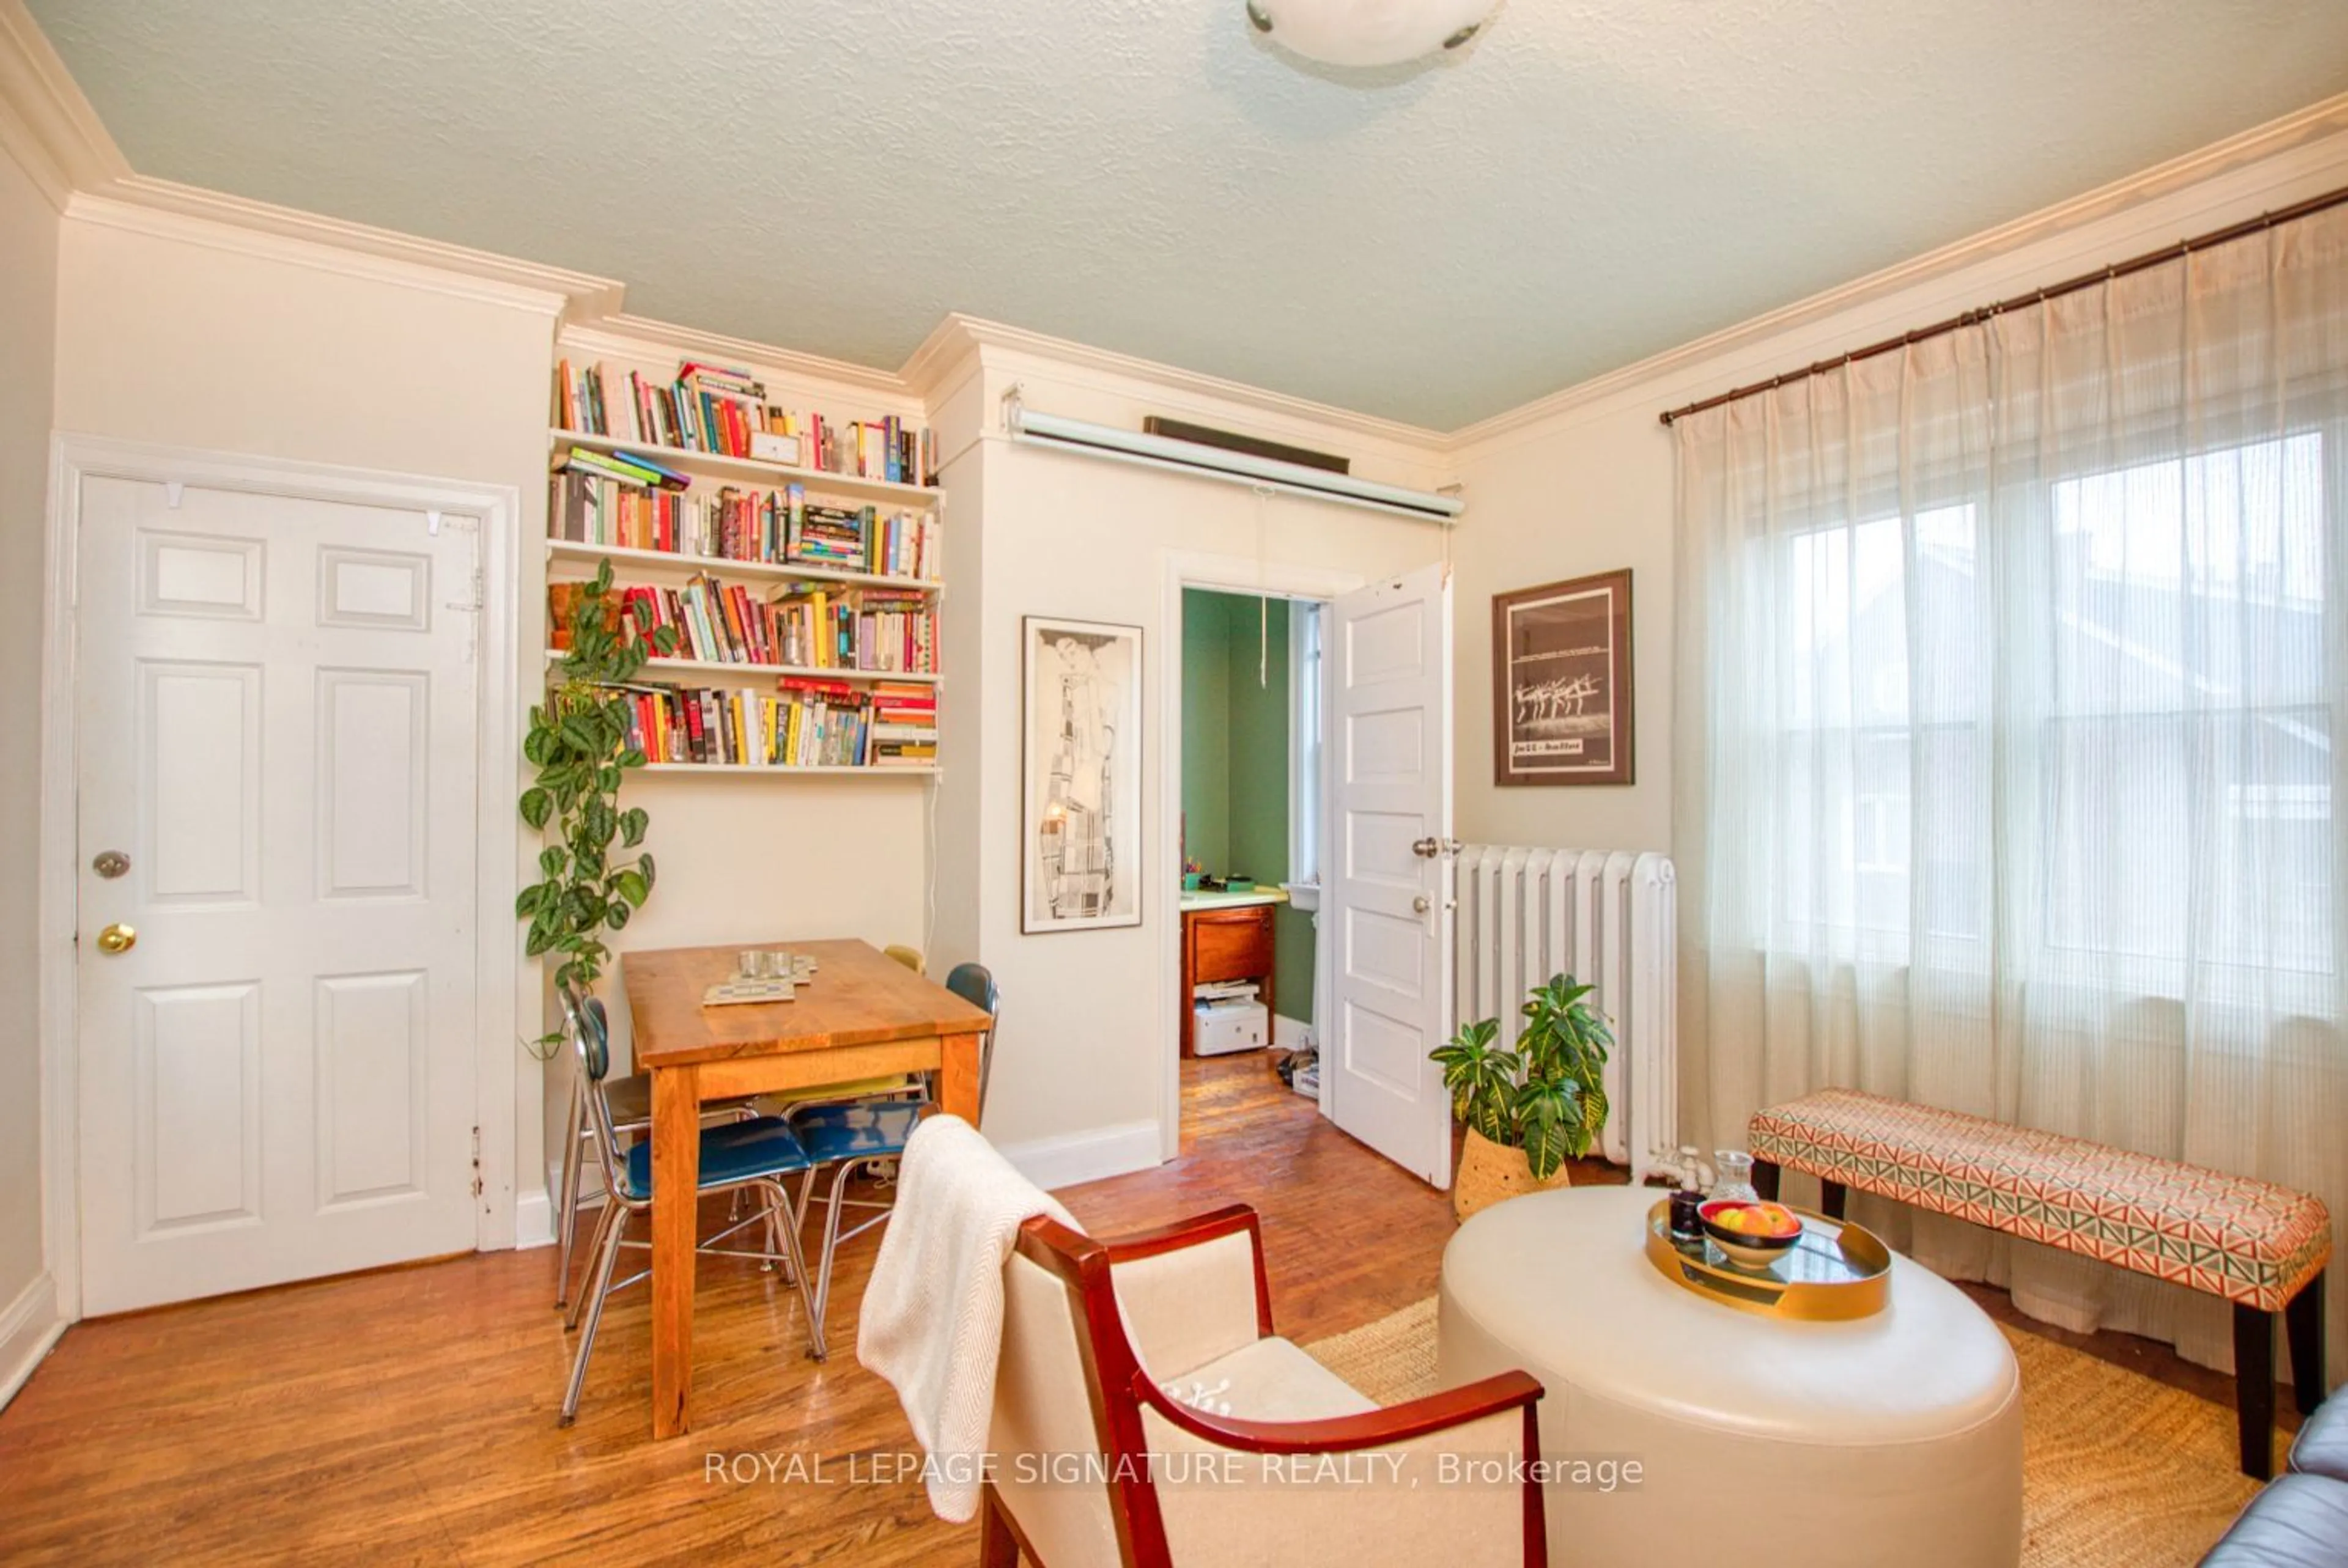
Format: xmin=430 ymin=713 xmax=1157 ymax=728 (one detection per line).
xmin=544 ymin=344 xmax=943 ymax=779
xmin=630 ymin=761 xmax=938 ymax=778
xmin=544 ymin=538 xmax=940 ymax=596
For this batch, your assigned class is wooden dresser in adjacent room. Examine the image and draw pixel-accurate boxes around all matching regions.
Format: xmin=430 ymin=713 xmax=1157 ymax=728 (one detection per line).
xmin=1180 ymin=898 xmax=1277 ymax=1055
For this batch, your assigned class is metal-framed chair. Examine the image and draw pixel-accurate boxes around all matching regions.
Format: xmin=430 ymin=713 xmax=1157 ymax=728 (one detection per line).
xmin=552 ymin=1003 xmax=759 ymax=1311
xmin=787 ymin=960 xmax=1000 ymax=1360
xmin=556 ymin=985 xmax=822 ymax=1426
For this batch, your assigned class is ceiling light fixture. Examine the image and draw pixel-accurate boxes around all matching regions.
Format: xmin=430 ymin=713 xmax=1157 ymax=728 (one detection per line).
xmin=1244 ymin=0 xmax=1498 ymax=68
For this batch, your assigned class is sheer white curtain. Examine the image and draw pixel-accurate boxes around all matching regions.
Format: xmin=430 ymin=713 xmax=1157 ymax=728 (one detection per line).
xmin=1673 ymin=204 xmax=2348 ymax=1374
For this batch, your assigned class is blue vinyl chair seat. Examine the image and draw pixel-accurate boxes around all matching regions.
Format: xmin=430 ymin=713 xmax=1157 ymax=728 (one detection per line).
xmin=619 ymin=1115 xmax=813 ymax=1202
xmin=792 ymin=1102 xmax=922 ymax=1167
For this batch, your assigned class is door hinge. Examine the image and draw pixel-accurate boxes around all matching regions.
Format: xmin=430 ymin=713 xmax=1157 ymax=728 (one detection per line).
xmin=448 ymin=564 xmax=485 ymax=663
xmin=470 ymin=1125 xmax=485 ymax=1198
xmin=446 ymin=567 xmax=485 ymax=614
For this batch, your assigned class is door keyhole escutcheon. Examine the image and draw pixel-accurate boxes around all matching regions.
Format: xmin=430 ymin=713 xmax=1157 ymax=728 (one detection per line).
xmin=92 ymin=850 xmax=130 ymax=879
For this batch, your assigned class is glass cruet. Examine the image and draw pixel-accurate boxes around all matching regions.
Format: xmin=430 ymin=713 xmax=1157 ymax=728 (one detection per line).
xmin=1710 ymin=1149 xmax=1760 ymax=1204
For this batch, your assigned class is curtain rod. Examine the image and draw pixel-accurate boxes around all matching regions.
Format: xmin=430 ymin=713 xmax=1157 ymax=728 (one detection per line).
xmin=1656 ymin=181 xmax=2348 ymax=428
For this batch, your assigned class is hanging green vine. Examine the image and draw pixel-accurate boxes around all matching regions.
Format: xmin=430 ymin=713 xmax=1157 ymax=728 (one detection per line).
xmin=515 ymin=558 xmax=677 ymax=1049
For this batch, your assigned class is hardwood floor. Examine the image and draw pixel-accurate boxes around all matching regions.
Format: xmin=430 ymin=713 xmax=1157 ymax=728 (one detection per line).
xmin=0 ymin=1052 xmax=2295 ymax=1564
xmin=0 ymin=1055 xmax=1445 ymax=1567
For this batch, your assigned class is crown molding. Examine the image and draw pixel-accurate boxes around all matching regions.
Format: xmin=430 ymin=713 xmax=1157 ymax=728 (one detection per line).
xmin=0 ymin=0 xmax=128 ymax=209
xmin=19 ymin=0 xmax=2338 ymax=466
xmin=1449 ymin=90 xmax=2348 ymax=457
xmin=561 ymin=314 xmax=917 ymax=403
xmin=896 ymin=314 xmax=988 ymax=406
xmin=904 ymin=313 xmax=1452 ymax=461
xmin=64 ymin=184 xmax=594 ymax=317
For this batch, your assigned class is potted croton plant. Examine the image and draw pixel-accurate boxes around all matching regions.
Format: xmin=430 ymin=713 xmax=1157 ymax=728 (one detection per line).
xmin=1431 ymin=973 xmax=1614 ymax=1222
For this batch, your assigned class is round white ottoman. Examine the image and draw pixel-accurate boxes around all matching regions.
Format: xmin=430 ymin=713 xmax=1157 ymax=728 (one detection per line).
xmin=1438 ymin=1185 xmax=2023 ymax=1568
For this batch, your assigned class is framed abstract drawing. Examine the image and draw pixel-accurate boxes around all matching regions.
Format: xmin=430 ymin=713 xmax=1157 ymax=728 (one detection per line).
xmin=1492 ymin=569 xmax=1634 ymax=786
xmin=1022 ymin=615 xmax=1144 ymax=933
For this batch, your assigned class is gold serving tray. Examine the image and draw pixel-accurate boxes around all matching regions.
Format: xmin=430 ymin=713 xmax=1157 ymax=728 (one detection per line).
xmin=1643 ymin=1199 xmax=1891 ymax=1322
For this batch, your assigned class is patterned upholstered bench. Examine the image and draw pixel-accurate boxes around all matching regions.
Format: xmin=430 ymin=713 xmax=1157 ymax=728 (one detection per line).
xmin=1749 ymin=1089 xmax=2331 ymax=1479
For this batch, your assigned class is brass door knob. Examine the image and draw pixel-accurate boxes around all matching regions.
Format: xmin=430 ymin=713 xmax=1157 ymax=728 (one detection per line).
xmin=95 ymin=923 xmax=137 ymax=955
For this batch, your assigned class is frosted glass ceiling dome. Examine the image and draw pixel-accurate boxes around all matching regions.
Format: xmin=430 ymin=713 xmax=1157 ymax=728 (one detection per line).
xmin=1245 ymin=0 xmax=1500 ymax=68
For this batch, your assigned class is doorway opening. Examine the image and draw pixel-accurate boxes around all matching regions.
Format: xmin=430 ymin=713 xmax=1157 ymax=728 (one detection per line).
xmin=1159 ymin=553 xmax=1455 ymax=1185
xmin=1175 ymin=587 xmax=1326 ymax=1147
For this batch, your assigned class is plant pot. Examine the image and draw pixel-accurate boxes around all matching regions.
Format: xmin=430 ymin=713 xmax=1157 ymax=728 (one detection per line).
xmin=1452 ymin=1126 xmax=1575 ymax=1223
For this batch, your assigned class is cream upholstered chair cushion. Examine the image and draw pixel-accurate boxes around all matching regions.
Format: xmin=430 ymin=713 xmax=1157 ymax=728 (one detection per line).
xmin=1142 ymin=1397 xmax=1532 ymax=1567
xmin=1159 ymin=1335 xmax=1376 ymax=1421
xmin=986 ymin=1208 xmax=1545 ymax=1568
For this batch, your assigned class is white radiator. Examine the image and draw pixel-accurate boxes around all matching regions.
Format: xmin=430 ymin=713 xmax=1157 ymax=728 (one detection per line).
xmin=1452 ymin=847 xmax=1677 ymax=1181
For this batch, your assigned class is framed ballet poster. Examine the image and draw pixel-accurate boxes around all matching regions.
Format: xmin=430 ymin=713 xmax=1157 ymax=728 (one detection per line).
xmin=1493 ymin=570 xmax=1633 ymax=787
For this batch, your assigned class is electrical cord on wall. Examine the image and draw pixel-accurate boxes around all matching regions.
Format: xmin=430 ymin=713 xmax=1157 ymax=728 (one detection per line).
xmin=923 ymin=770 xmax=939 ymax=970
xmin=1253 ymin=484 xmax=1274 ymax=687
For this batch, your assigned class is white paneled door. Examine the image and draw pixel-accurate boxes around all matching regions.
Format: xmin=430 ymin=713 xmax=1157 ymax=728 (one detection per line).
xmin=74 ymin=475 xmax=482 ymax=1315
xmin=1326 ymin=562 xmax=1455 ymax=1185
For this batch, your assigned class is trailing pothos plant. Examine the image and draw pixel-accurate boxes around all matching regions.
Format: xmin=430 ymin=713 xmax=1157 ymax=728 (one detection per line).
xmin=515 ymin=558 xmax=677 ymax=1051
xmin=1430 ymin=973 xmax=1614 ymax=1180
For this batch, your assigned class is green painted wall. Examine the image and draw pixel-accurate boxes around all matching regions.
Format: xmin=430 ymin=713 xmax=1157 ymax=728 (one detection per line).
xmin=1180 ymin=591 xmax=1231 ymax=872
xmin=1180 ymin=589 xmax=1315 ymax=1022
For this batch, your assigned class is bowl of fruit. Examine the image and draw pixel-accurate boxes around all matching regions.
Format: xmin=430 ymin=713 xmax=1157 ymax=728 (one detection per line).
xmin=1699 ymin=1199 xmax=1806 ymax=1270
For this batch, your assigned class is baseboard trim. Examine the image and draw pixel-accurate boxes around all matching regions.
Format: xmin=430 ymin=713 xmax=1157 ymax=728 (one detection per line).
xmin=0 ymin=1271 xmax=67 ymax=1412
xmin=1272 ymin=1014 xmax=1313 ymax=1051
xmin=514 ymin=1186 xmax=555 ymax=1251
xmin=999 ymin=1121 xmax=1164 ymax=1192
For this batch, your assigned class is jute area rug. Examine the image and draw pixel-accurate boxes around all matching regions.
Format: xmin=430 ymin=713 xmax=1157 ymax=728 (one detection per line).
xmin=1304 ymin=1297 xmax=2275 ymax=1568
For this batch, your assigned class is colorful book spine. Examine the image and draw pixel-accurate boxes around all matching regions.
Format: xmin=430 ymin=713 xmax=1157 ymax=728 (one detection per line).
xmin=552 ymin=358 xmax=942 ymax=490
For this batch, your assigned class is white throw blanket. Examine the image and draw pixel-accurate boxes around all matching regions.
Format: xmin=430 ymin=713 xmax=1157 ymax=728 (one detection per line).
xmin=856 ymin=1113 xmax=1079 ymax=1523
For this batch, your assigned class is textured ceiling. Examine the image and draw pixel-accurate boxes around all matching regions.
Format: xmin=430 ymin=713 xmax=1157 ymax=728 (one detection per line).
xmin=27 ymin=1 xmax=2348 ymax=429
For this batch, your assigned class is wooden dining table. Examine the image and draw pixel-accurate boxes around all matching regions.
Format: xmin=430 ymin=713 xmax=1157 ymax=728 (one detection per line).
xmin=621 ymin=938 xmax=993 ymax=1440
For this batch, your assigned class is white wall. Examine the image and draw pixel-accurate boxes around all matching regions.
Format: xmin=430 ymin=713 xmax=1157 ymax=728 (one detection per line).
xmin=1449 ymin=121 xmax=2348 ymax=864
xmin=942 ymin=345 xmax=1453 ymax=1178
xmin=54 ymin=215 xmax=554 ymax=481
xmin=0 ymin=136 xmax=59 ymax=1380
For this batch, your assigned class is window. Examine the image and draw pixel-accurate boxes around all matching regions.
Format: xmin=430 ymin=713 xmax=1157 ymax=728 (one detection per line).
xmin=1768 ymin=432 xmax=2332 ymax=987
xmin=1288 ymin=600 xmax=1324 ymax=893
xmin=1778 ymin=504 xmax=1982 ymax=952
xmin=2041 ymin=433 xmax=2331 ymax=978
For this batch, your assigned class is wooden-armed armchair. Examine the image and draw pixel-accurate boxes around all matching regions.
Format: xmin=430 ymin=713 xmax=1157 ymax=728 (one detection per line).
xmin=983 ymin=1204 xmax=1547 ymax=1567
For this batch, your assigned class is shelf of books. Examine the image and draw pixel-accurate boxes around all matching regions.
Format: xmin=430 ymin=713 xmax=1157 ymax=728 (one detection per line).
xmin=611 ymin=679 xmax=938 ymax=776
xmin=552 ymin=353 xmax=939 ymax=500
xmin=550 ymin=572 xmax=939 ymax=676
xmin=635 ymin=762 xmax=923 ymax=777
xmin=546 ymin=351 xmax=943 ymax=779
xmin=552 ymin=428 xmax=939 ymax=508
xmin=544 ymin=539 xmax=935 ymax=595
xmin=545 ymin=651 xmax=940 ymax=686
xmin=548 ymin=455 xmax=940 ymax=584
